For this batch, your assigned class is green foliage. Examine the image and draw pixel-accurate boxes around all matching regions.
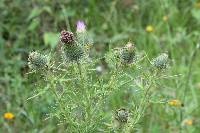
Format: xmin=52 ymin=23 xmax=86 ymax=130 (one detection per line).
xmin=1 ymin=0 xmax=200 ymax=132
xmin=28 ymin=36 xmax=171 ymax=132
xmin=43 ymin=32 xmax=59 ymax=48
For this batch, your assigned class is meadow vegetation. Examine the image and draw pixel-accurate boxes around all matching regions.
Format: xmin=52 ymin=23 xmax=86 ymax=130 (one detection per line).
xmin=1 ymin=0 xmax=200 ymax=132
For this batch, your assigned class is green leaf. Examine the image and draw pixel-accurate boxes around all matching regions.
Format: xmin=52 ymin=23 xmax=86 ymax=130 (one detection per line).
xmin=61 ymin=8 xmax=75 ymax=17
xmin=27 ymin=7 xmax=42 ymax=21
xmin=28 ymin=18 xmax=40 ymax=31
xmin=191 ymin=9 xmax=200 ymax=21
xmin=42 ymin=6 xmax=52 ymax=14
xmin=43 ymin=32 xmax=59 ymax=48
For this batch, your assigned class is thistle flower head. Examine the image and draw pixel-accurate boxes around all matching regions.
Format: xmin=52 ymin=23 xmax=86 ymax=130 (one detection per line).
xmin=152 ymin=53 xmax=168 ymax=69
xmin=76 ymin=20 xmax=86 ymax=33
xmin=119 ymin=42 xmax=135 ymax=64
xmin=114 ymin=108 xmax=129 ymax=123
xmin=60 ymin=29 xmax=84 ymax=62
xmin=28 ymin=51 xmax=48 ymax=70
xmin=60 ymin=30 xmax=74 ymax=44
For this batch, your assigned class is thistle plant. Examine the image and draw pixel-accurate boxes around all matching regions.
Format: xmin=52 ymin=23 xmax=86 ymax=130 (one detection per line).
xmin=27 ymin=22 xmax=172 ymax=132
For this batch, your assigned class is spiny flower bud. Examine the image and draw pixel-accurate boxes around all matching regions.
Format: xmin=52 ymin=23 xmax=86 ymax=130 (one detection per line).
xmin=71 ymin=106 xmax=85 ymax=120
xmin=152 ymin=53 xmax=168 ymax=69
xmin=119 ymin=42 xmax=135 ymax=64
xmin=114 ymin=108 xmax=129 ymax=123
xmin=28 ymin=51 xmax=48 ymax=70
xmin=60 ymin=30 xmax=74 ymax=44
xmin=63 ymin=45 xmax=84 ymax=61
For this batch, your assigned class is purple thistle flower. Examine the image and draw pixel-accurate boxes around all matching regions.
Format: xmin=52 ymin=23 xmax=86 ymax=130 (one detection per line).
xmin=76 ymin=20 xmax=86 ymax=33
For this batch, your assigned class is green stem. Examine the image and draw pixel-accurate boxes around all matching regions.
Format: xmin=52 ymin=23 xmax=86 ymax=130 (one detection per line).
xmin=133 ymin=81 xmax=153 ymax=126
xmin=76 ymin=61 xmax=92 ymax=124
xmin=128 ymin=70 xmax=157 ymax=131
xmin=51 ymin=82 xmax=71 ymax=122
xmin=180 ymin=45 xmax=198 ymax=132
xmin=47 ymin=70 xmax=74 ymax=129
xmin=76 ymin=61 xmax=84 ymax=82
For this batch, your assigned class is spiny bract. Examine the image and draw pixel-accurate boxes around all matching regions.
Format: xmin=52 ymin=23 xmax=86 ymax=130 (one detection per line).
xmin=119 ymin=42 xmax=136 ymax=64
xmin=114 ymin=108 xmax=129 ymax=123
xmin=28 ymin=51 xmax=48 ymax=70
xmin=152 ymin=53 xmax=168 ymax=69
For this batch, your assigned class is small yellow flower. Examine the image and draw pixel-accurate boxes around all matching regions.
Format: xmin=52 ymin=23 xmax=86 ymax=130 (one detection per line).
xmin=3 ymin=112 xmax=15 ymax=120
xmin=145 ymin=25 xmax=154 ymax=32
xmin=196 ymin=82 xmax=200 ymax=89
xmin=84 ymin=43 xmax=93 ymax=50
xmin=167 ymin=99 xmax=181 ymax=106
xmin=183 ymin=118 xmax=193 ymax=126
xmin=162 ymin=16 xmax=168 ymax=21
xmin=195 ymin=2 xmax=200 ymax=8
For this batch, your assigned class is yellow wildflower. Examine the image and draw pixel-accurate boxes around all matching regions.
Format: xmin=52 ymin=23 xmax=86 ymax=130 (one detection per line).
xmin=183 ymin=118 xmax=193 ymax=126
xmin=3 ymin=112 xmax=15 ymax=120
xmin=84 ymin=43 xmax=93 ymax=50
xmin=145 ymin=25 xmax=154 ymax=32
xmin=162 ymin=16 xmax=168 ymax=21
xmin=167 ymin=99 xmax=181 ymax=106
xmin=196 ymin=82 xmax=200 ymax=89
xmin=195 ymin=2 xmax=200 ymax=8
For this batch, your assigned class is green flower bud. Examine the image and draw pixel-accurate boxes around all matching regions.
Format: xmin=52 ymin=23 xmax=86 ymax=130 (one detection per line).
xmin=114 ymin=108 xmax=129 ymax=124
xmin=152 ymin=53 xmax=168 ymax=69
xmin=28 ymin=51 xmax=48 ymax=70
xmin=119 ymin=42 xmax=135 ymax=64
xmin=71 ymin=106 xmax=85 ymax=120
xmin=63 ymin=44 xmax=84 ymax=61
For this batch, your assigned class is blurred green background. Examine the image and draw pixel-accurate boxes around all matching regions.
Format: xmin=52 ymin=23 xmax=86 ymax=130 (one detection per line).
xmin=1 ymin=0 xmax=200 ymax=132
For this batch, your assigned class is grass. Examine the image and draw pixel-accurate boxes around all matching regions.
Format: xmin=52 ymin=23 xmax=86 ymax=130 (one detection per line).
xmin=0 ymin=0 xmax=200 ymax=132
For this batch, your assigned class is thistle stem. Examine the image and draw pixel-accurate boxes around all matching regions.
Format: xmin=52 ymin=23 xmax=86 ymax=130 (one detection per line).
xmin=76 ymin=61 xmax=83 ymax=81
xmin=47 ymin=71 xmax=74 ymax=130
xmin=76 ymin=61 xmax=92 ymax=124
